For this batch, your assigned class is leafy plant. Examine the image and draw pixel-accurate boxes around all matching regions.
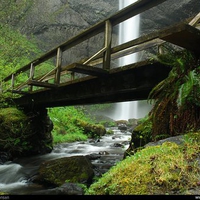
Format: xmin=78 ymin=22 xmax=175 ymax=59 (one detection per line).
xmin=148 ymin=45 xmax=200 ymax=140
xmin=48 ymin=106 xmax=97 ymax=144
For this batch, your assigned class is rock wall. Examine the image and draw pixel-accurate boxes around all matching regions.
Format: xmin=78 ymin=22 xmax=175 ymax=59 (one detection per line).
xmin=140 ymin=0 xmax=200 ymax=34
xmin=16 ymin=0 xmax=199 ymax=65
xmin=19 ymin=0 xmax=119 ymax=59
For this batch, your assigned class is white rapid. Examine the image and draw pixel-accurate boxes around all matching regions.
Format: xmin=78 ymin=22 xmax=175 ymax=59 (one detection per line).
xmin=0 ymin=162 xmax=27 ymax=192
xmin=110 ymin=0 xmax=152 ymax=121
xmin=0 ymin=128 xmax=131 ymax=195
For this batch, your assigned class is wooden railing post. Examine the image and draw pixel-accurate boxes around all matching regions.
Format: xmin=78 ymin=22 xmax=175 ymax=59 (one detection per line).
xmin=55 ymin=47 xmax=62 ymax=84
xmin=29 ymin=63 xmax=34 ymax=92
xmin=71 ymin=72 xmax=75 ymax=81
xmin=158 ymin=44 xmax=164 ymax=55
xmin=103 ymin=20 xmax=112 ymax=70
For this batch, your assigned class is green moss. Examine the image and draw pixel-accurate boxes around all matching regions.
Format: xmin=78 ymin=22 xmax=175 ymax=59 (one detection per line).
xmin=38 ymin=156 xmax=94 ymax=186
xmin=0 ymin=107 xmax=32 ymax=155
xmin=86 ymin=133 xmax=200 ymax=195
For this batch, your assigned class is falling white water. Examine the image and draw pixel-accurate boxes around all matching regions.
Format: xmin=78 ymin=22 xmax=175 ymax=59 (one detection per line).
xmin=118 ymin=0 xmax=140 ymax=65
xmin=108 ymin=0 xmax=152 ymax=121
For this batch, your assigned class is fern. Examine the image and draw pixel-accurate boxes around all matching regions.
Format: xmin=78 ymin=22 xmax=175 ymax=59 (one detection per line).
xmin=177 ymin=70 xmax=196 ymax=108
xmin=148 ymin=45 xmax=200 ymax=139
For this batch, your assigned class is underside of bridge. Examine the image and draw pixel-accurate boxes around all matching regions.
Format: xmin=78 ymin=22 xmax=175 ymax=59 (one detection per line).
xmin=12 ymin=61 xmax=171 ymax=109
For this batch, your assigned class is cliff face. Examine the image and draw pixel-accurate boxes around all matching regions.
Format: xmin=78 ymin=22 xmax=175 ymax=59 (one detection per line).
xmin=19 ymin=0 xmax=118 ymax=52
xmin=17 ymin=0 xmax=199 ymax=63
xmin=140 ymin=0 xmax=200 ymax=34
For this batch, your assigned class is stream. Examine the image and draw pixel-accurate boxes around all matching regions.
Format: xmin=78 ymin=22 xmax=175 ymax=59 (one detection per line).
xmin=0 ymin=127 xmax=131 ymax=195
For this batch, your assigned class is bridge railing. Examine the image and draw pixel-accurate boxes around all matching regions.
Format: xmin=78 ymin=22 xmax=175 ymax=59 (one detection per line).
xmin=3 ymin=0 xmax=198 ymax=96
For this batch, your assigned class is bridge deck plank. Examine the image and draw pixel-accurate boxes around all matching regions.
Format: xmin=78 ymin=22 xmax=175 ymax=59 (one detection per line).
xmin=66 ymin=63 xmax=109 ymax=77
xmin=27 ymin=80 xmax=58 ymax=88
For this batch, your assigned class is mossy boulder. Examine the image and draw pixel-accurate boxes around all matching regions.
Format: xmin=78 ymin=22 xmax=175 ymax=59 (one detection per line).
xmin=86 ymin=134 xmax=200 ymax=195
xmin=0 ymin=107 xmax=31 ymax=157
xmin=124 ymin=117 xmax=153 ymax=158
xmin=75 ymin=119 xmax=106 ymax=138
xmin=35 ymin=156 xmax=94 ymax=187
xmin=0 ymin=107 xmax=53 ymax=159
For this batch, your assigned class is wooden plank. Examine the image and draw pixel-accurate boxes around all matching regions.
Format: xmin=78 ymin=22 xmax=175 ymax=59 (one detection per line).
xmin=189 ymin=12 xmax=200 ymax=26
xmin=159 ymin=24 xmax=200 ymax=53
xmin=103 ymin=20 xmax=112 ymax=70
xmin=8 ymin=89 xmax=29 ymax=95
xmin=54 ymin=47 xmax=63 ymax=84
xmin=66 ymin=63 xmax=109 ymax=77
xmin=27 ymin=80 xmax=58 ymax=88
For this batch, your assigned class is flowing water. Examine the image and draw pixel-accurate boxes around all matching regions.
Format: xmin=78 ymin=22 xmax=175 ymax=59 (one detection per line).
xmin=0 ymin=127 xmax=131 ymax=195
xmin=0 ymin=1 xmax=146 ymax=195
xmin=107 ymin=0 xmax=152 ymax=121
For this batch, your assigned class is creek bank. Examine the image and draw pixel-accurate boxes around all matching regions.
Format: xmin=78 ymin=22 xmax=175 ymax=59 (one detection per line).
xmin=29 ymin=127 xmax=131 ymax=195
xmin=31 ymin=132 xmax=200 ymax=195
xmin=0 ymin=126 xmax=131 ymax=195
xmin=86 ymin=132 xmax=200 ymax=195
xmin=0 ymin=107 xmax=108 ymax=163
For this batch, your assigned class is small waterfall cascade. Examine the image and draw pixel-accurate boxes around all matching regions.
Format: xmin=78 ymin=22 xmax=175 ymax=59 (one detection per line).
xmin=110 ymin=0 xmax=152 ymax=121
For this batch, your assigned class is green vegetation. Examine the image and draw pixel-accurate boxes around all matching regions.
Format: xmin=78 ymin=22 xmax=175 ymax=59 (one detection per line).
xmin=148 ymin=46 xmax=200 ymax=140
xmin=86 ymin=46 xmax=200 ymax=195
xmin=48 ymin=106 xmax=106 ymax=144
xmin=48 ymin=106 xmax=88 ymax=144
xmin=0 ymin=107 xmax=32 ymax=156
xmin=1 ymin=2 xmax=200 ymax=195
xmin=86 ymin=132 xmax=200 ymax=195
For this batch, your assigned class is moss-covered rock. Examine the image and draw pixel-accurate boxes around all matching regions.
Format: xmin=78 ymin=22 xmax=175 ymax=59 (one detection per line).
xmin=86 ymin=133 xmax=200 ymax=195
xmin=35 ymin=156 xmax=94 ymax=187
xmin=75 ymin=119 xmax=106 ymax=138
xmin=0 ymin=107 xmax=53 ymax=159
xmin=0 ymin=107 xmax=30 ymax=157
xmin=124 ymin=116 xmax=153 ymax=158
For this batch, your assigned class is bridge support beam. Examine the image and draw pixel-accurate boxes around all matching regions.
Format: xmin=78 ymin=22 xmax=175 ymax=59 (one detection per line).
xmin=22 ymin=107 xmax=54 ymax=155
xmin=12 ymin=61 xmax=171 ymax=109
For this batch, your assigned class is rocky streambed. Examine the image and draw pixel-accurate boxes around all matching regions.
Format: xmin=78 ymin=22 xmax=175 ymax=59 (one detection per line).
xmin=0 ymin=127 xmax=131 ymax=195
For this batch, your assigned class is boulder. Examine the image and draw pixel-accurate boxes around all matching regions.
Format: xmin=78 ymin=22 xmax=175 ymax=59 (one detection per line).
xmin=34 ymin=155 xmax=94 ymax=187
xmin=31 ymin=182 xmax=84 ymax=195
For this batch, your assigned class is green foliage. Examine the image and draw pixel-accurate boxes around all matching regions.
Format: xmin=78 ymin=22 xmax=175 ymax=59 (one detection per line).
xmin=0 ymin=0 xmax=48 ymax=96
xmin=134 ymin=116 xmax=153 ymax=145
xmin=177 ymin=67 xmax=200 ymax=108
xmin=0 ymin=23 xmax=42 ymax=98
xmin=0 ymin=0 xmax=33 ymax=27
xmin=48 ymin=106 xmax=94 ymax=144
xmin=86 ymin=132 xmax=200 ymax=195
xmin=0 ymin=24 xmax=39 ymax=67
xmin=148 ymin=45 xmax=200 ymax=139
xmin=0 ymin=107 xmax=32 ymax=155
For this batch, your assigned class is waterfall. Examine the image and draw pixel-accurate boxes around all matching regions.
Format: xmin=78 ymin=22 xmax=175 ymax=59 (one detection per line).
xmin=108 ymin=0 xmax=152 ymax=121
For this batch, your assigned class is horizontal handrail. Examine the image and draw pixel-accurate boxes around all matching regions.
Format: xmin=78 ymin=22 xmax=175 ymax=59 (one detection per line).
xmin=2 ymin=0 xmax=167 ymax=84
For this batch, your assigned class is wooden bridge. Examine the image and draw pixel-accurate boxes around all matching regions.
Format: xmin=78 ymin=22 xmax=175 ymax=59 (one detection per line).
xmin=1 ymin=0 xmax=200 ymax=109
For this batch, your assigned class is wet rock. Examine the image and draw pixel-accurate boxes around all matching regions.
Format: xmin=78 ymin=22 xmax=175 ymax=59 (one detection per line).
xmin=34 ymin=155 xmax=94 ymax=187
xmin=31 ymin=183 xmax=83 ymax=195
xmin=118 ymin=123 xmax=127 ymax=131
xmin=99 ymin=151 xmax=109 ymax=155
xmin=113 ymin=143 xmax=123 ymax=147
xmin=89 ymin=138 xmax=100 ymax=143
xmin=112 ymin=135 xmax=121 ymax=139
xmin=86 ymin=153 xmax=101 ymax=160
xmin=0 ymin=152 xmax=12 ymax=164
xmin=144 ymin=135 xmax=184 ymax=147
